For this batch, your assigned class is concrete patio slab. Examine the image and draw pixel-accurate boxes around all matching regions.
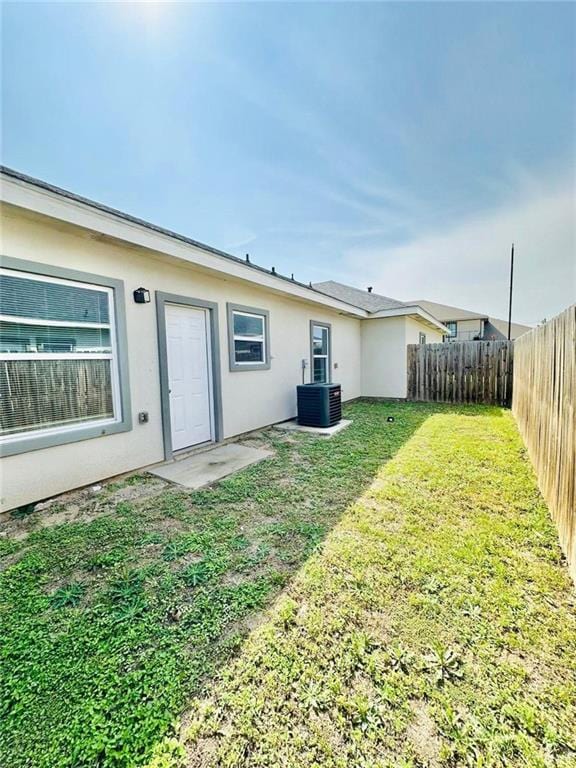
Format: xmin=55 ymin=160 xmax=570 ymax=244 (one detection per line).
xmin=273 ymin=419 xmax=352 ymax=437
xmin=148 ymin=443 xmax=273 ymax=490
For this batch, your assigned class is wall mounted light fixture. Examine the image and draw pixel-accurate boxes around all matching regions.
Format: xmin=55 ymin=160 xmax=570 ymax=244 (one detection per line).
xmin=133 ymin=287 xmax=151 ymax=304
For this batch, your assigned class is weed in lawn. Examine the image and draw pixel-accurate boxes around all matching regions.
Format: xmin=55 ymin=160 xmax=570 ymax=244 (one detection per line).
xmin=385 ymin=644 xmax=414 ymax=674
xmin=162 ymin=533 xmax=205 ymax=562
xmin=180 ymin=558 xmax=223 ymax=587
xmin=107 ymin=568 xmax=148 ymax=621
xmin=50 ymin=582 xmax=85 ymax=609
xmin=423 ymin=644 xmax=464 ymax=686
xmin=86 ymin=549 xmax=126 ymax=571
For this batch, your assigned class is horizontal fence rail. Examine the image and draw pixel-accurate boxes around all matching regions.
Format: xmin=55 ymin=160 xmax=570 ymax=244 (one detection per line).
xmin=512 ymin=305 xmax=576 ymax=583
xmin=407 ymin=340 xmax=514 ymax=406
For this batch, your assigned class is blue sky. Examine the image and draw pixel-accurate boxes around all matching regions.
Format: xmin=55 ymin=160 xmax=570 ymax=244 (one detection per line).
xmin=2 ymin=1 xmax=574 ymax=324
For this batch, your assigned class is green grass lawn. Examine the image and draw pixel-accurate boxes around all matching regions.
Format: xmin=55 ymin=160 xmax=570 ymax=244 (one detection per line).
xmin=1 ymin=403 xmax=574 ymax=768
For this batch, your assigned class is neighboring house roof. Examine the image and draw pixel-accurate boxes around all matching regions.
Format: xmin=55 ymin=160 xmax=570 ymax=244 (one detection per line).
xmin=409 ymin=300 xmax=488 ymax=322
xmin=409 ymin=299 xmax=532 ymax=338
xmin=485 ymin=317 xmax=532 ymax=339
xmin=312 ymin=281 xmax=447 ymax=334
xmin=313 ymin=281 xmax=407 ymax=313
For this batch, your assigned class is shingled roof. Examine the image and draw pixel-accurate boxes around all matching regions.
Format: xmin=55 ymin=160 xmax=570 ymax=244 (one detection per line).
xmin=313 ymin=281 xmax=407 ymax=313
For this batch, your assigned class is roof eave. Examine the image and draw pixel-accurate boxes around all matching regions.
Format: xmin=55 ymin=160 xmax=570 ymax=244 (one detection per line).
xmin=0 ymin=167 xmax=367 ymax=318
xmin=368 ymin=305 xmax=449 ymax=333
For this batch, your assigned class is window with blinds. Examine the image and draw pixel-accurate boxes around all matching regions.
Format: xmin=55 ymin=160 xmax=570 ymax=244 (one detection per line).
xmin=0 ymin=267 xmax=121 ymax=440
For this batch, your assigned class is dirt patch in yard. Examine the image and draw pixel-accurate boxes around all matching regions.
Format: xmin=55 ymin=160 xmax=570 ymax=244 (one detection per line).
xmin=0 ymin=473 xmax=168 ymax=541
xmin=186 ymin=735 xmax=219 ymax=768
xmin=237 ymin=432 xmax=270 ymax=450
xmin=406 ymin=700 xmax=442 ymax=767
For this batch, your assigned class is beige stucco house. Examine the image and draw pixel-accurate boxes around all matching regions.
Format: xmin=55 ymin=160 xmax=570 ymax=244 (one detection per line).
xmin=0 ymin=168 xmax=445 ymax=511
xmin=411 ymin=299 xmax=532 ymax=341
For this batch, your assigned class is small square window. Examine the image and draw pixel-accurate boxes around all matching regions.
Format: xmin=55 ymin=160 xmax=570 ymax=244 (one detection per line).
xmin=227 ymin=304 xmax=270 ymax=371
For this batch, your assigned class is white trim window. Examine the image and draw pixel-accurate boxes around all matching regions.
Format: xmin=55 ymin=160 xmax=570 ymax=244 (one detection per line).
xmin=311 ymin=323 xmax=331 ymax=383
xmin=231 ymin=310 xmax=266 ymax=365
xmin=0 ymin=267 xmax=122 ymax=444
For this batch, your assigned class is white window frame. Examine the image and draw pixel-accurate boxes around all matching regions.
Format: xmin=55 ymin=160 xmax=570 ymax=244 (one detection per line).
xmin=0 ymin=266 xmax=124 ymax=449
xmin=232 ymin=311 xmax=266 ymax=365
xmin=310 ymin=321 xmax=331 ymax=384
xmin=226 ymin=303 xmax=271 ymax=371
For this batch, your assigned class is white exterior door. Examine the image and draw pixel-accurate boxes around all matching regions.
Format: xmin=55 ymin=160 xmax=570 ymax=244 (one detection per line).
xmin=165 ymin=304 xmax=213 ymax=451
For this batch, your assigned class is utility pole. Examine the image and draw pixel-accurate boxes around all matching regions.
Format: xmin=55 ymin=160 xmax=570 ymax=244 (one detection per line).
xmin=507 ymin=243 xmax=514 ymax=341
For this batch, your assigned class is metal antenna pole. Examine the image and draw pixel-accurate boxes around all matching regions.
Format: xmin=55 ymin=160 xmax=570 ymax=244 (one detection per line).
xmin=507 ymin=243 xmax=514 ymax=340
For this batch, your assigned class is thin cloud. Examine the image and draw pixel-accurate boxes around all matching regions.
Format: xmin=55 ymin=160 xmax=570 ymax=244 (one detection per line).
xmin=224 ymin=231 xmax=259 ymax=252
xmin=342 ymin=174 xmax=575 ymax=325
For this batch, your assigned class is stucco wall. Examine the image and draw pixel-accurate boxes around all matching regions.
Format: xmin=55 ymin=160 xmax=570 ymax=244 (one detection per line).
xmin=361 ymin=316 xmax=443 ymax=399
xmin=0 ymin=208 xmax=361 ymax=510
xmin=405 ymin=316 xmax=444 ymax=346
xmin=361 ymin=316 xmax=407 ymax=398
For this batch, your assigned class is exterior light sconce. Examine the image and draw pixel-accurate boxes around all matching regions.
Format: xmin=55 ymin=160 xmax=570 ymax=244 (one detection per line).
xmin=133 ymin=287 xmax=151 ymax=304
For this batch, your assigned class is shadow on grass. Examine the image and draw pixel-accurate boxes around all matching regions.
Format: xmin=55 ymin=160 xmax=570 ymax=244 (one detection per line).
xmin=0 ymin=401 xmax=504 ymax=768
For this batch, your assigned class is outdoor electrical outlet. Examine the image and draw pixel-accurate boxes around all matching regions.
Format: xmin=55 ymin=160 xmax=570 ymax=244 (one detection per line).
xmin=138 ymin=412 xmax=149 ymax=424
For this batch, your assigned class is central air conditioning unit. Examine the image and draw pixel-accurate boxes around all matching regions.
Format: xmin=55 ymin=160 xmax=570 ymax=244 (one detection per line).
xmin=296 ymin=383 xmax=342 ymax=428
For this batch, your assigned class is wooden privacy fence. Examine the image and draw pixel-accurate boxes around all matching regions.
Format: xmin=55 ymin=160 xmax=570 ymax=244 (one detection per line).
xmin=407 ymin=340 xmax=514 ymax=406
xmin=0 ymin=359 xmax=114 ymax=436
xmin=512 ymin=305 xmax=576 ymax=583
